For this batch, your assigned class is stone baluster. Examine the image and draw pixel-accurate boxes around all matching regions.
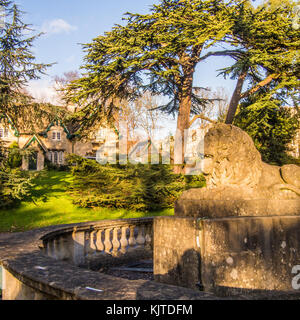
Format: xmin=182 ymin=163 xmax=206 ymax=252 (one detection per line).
xmin=47 ymin=240 xmax=57 ymax=259
xmin=136 ymin=225 xmax=145 ymax=246
xmin=58 ymin=235 xmax=72 ymax=261
xmin=56 ymin=237 xmax=67 ymax=260
xmin=112 ymin=227 xmax=120 ymax=255
xmin=72 ymin=231 xmax=86 ymax=266
xmin=128 ymin=225 xmax=136 ymax=248
xmin=144 ymin=223 xmax=153 ymax=249
xmin=46 ymin=240 xmax=53 ymax=258
xmin=88 ymin=230 xmax=97 ymax=255
xmin=95 ymin=229 xmax=104 ymax=252
xmin=120 ymin=226 xmax=129 ymax=254
xmin=104 ymin=228 xmax=112 ymax=254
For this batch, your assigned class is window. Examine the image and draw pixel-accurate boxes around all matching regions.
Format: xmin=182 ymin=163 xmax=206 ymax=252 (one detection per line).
xmin=0 ymin=128 xmax=3 ymax=138
xmin=53 ymin=152 xmax=58 ymax=164
xmin=48 ymin=151 xmax=64 ymax=165
xmin=52 ymin=131 xmax=61 ymax=141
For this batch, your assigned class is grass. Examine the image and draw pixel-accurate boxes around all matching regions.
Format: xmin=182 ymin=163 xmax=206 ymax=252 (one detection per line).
xmin=0 ymin=170 xmax=174 ymax=233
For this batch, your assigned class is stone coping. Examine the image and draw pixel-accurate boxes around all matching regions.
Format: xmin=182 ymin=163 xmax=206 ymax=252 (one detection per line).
xmin=175 ymin=199 xmax=300 ymax=218
xmin=0 ymin=218 xmax=220 ymax=300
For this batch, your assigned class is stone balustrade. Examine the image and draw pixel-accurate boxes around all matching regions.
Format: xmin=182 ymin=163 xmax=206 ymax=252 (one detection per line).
xmin=41 ymin=218 xmax=154 ymax=269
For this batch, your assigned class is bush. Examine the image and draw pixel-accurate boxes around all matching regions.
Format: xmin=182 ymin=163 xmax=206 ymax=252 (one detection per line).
xmin=67 ymin=155 xmax=205 ymax=211
xmin=0 ymin=142 xmax=37 ymax=209
xmin=0 ymin=168 xmax=36 ymax=209
xmin=7 ymin=142 xmax=22 ymax=168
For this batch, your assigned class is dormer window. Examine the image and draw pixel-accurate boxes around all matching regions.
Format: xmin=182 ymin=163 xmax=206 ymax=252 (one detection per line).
xmin=52 ymin=131 xmax=61 ymax=141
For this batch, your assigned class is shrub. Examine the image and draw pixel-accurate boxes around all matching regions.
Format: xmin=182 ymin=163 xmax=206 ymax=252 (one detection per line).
xmin=0 ymin=142 xmax=37 ymax=209
xmin=67 ymin=154 xmax=205 ymax=211
xmin=7 ymin=142 xmax=22 ymax=168
xmin=0 ymin=168 xmax=36 ymax=209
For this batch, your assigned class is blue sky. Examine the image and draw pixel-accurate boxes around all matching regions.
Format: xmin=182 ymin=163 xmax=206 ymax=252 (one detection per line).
xmin=16 ymin=0 xmax=160 ymax=78
xmin=15 ymin=0 xmax=238 ymax=103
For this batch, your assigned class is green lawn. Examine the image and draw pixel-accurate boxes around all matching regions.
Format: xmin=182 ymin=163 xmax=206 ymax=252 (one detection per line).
xmin=0 ymin=170 xmax=173 ymax=233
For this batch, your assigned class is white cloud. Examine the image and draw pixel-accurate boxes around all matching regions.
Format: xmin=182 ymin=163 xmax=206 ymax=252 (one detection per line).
xmin=26 ymin=80 xmax=61 ymax=105
xmin=41 ymin=19 xmax=77 ymax=36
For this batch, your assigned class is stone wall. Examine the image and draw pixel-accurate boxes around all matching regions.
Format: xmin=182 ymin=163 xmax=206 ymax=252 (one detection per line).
xmin=154 ymin=216 xmax=300 ymax=298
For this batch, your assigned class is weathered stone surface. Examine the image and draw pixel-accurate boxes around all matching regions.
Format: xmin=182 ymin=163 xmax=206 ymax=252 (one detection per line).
xmin=200 ymin=215 xmax=300 ymax=297
xmin=175 ymin=199 xmax=300 ymax=218
xmin=154 ymin=215 xmax=300 ymax=299
xmin=176 ymin=124 xmax=300 ymax=218
xmin=154 ymin=217 xmax=202 ymax=290
xmin=281 ymin=164 xmax=300 ymax=188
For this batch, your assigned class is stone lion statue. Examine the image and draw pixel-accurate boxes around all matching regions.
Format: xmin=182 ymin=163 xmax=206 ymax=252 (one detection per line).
xmin=176 ymin=123 xmax=300 ymax=218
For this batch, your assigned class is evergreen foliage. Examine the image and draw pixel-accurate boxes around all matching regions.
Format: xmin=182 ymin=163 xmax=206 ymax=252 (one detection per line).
xmin=0 ymin=0 xmax=52 ymax=121
xmin=0 ymin=141 xmax=36 ymax=208
xmin=7 ymin=141 xmax=22 ymax=168
xmin=65 ymin=0 xmax=299 ymax=129
xmin=220 ymin=0 xmax=299 ymax=123
xmin=234 ymin=94 xmax=299 ymax=165
xmin=65 ymin=0 xmax=235 ymax=133
xmin=67 ymin=154 xmax=205 ymax=211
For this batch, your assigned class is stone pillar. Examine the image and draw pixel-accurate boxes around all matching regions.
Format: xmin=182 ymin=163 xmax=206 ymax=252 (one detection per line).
xmin=37 ymin=151 xmax=45 ymax=171
xmin=153 ymin=216 xmax=202 ymax=290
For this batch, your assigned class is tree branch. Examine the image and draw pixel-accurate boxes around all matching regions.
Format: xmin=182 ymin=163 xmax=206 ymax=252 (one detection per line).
xmin=189 ymin=114 xmax=216 ymax=127
xmin=240 ymin=73 xmax=280 ymax=99
xmin=198 ymin=50 xmax=244 ymax=62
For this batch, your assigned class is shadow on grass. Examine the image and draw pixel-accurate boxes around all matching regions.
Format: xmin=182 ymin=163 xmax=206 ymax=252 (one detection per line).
xmin=30 ymin=170 xmax=72 ymax=202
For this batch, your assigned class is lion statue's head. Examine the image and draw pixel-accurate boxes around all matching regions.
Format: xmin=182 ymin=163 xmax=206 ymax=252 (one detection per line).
xmin=202 ymin=123 xmax=263 ymax=189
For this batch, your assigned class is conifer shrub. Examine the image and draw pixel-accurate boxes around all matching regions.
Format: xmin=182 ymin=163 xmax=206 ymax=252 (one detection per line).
xmin=7 ymin=142 xmax=22 ymax=168
xmin=67 ymin=155 xmax=205 ymax=211
xmin=0 ymin=142 xmax=36 ymax=209
xmin=0 ymin=168 xmax=36 ymax=209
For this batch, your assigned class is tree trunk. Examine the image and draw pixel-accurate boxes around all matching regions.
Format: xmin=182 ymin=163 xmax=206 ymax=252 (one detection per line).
xmin=225 ymin=69 xmax=248 ymax=124
xmin=174 ymin=92 xmax=192 ymax=174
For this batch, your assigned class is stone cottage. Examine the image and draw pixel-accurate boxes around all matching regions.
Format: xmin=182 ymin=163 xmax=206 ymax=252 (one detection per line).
xmin=0 ymin=113 xmax=118 ymax=171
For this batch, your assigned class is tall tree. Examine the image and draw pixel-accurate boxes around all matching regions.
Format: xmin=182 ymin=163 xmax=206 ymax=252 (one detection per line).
xmin=65 ymin=0 xmax=235 ymax=169
xmin=218 ymin=0 xmax=299 ymax=123
xmin=0 ymin=0 xmax=51 ymax=119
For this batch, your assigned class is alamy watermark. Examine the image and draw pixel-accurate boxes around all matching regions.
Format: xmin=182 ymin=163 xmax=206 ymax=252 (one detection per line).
xmin=292 ymin=265 xmax=300 ymax=290
xmin=96 ymin=121 xmax=206 ymax=175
